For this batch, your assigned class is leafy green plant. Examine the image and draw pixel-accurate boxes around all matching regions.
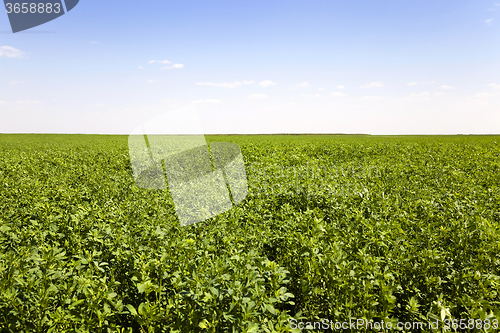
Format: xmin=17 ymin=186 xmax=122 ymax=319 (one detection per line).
xmin=0 ymin=134 xmax=499 ymax=332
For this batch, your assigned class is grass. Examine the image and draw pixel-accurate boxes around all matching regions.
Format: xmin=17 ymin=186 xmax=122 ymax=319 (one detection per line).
xmin=0 ymin=134 xmax=499 ymax=332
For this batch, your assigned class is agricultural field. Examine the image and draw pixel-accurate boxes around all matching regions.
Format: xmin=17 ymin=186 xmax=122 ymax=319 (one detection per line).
xmin=0 ymin=134 xmax=499 ymax=332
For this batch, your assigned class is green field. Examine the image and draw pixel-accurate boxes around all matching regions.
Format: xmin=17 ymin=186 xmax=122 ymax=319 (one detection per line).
xmin=1 ymin=134 xmax=499 ymax=332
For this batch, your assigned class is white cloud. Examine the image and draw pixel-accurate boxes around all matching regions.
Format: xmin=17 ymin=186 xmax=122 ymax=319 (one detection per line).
xmin=336 ymin=85 xmax=345 ymax=89
xmin=361 ymin=95 xmax=384 ymax=100
xmin=401 ymin=91 xmax=437 ymax=101
xmin=195 ymin=81 xmax=254 ymax=88
xmin=475 ymin=92 xmax=495 ymax=98
xmin=9 ymin=81 xmax=23 ymax=85
xmin=148 ymin=80 xmax=159 ymax=84
xmin=0 ymin=46 xmax=27 ymax=58
xmin=161 ymin=63 xmax=184 ymax=69
xmin=488 ymin=4 xmax=500 ymax=11
xmin=409 ymin=92 xmax=430 ymax=97
xmin=259 ymin=80 xmax=276 ymax=87
xmin=149 ymin=60 xmax=171 ymax=64
xmin=330 ymin=92 xmax=345 ymax=97
xmin=90 ymin=41 xmax=98 ymax=44
xmin=192 ymin=99 xmax=223 ymax=104
xmin=485 ymin=18 xmax=494 ymax=25
xmin=487 ymin=83 xmax=500 ymax=89
xmin=360 ymin=81 xmax=384 ymax=88
xmin=16 ymin=100 xmax=41 ymax=105
xmin=295 ymin=82 xmax=310 ymax=88
xmin=247 ymin=93 xmax=268 ymax=100
xmin=300 ymin=93 xmax=322 ymax=97
xmin=409 ymin=81 xmax=434 ymax=86
xmin=440 ymin=85 xmax=455 ymax=89
xmin=138 ymin=66 xmax=144 ymax=70
xmin=0 ymin=100 xmax=7 ymax=104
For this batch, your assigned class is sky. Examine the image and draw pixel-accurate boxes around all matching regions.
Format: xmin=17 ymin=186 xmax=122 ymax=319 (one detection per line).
xmin=1 ymin=0 xmax=500 ymax=135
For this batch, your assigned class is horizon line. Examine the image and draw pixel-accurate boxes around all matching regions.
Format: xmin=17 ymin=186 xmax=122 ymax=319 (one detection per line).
xmin=1 ymin=133 xmax=500 ymax=136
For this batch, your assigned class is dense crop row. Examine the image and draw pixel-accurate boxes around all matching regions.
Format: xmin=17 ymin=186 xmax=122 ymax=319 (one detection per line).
xmin=0 ymin=134 xmax=499 ymax=332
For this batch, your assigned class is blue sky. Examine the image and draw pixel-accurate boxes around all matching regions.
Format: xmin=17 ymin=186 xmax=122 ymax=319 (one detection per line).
xmin=1 ymin=0 xmax=500 ymax=134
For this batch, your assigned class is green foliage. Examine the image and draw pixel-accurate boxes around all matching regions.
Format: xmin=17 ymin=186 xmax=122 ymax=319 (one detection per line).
xmin=0 ymin=134 xmax=499 ymax=332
